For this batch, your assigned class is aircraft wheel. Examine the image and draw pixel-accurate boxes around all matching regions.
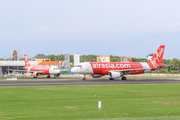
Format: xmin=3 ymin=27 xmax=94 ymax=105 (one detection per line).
xmin=47 ymin=76 xmax=51 ymax=78
xmin=121 ymin=77 xmax=126 ymax=80
xmin=83 ymin=78 xmax=86 ymax=81
xmin=109 ymin=78 xmax=114 ymax=80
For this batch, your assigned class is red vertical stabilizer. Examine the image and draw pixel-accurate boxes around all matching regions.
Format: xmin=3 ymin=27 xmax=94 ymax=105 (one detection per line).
xmin=147 ymin=45 xmax=165 ymax=68
xmin=24 ymin=54 xmax=31 ymax=68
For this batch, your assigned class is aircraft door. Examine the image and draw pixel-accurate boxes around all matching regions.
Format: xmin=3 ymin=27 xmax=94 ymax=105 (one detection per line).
xmin=86 ymin=64 xmax=89 ymax=71
xmin=84 ymin=63 xmax=93 ymax=74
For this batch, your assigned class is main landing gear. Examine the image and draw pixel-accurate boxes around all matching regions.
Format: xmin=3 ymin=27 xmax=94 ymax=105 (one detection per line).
xmin=109 ymin=77 xmax=127 ymax=80
xmin=47 ymin=75 xmax=51 ymax=78
xmin=121 ymin=77 xmax=127 ymax=80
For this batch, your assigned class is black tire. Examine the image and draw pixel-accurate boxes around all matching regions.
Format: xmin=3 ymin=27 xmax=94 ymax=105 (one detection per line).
xmin=121 ymin=77 xmax=127 ymax=80
xmin=109 ymin=78 xmax=114 ymax=80
xmin=83 ymin=78 xmax=86 ymax=81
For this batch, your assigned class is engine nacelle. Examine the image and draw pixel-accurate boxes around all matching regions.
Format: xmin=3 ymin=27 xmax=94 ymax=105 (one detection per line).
xmin=109 ymin=71 xmax=122 ymax=79
xmin=92 ymin=74 xmax=103 ymax=78
xmin=33 ymin=72 xmax=39 ymax=78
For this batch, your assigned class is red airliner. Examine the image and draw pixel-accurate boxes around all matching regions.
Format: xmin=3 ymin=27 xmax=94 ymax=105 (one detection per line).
xmin=10 ymin=54 xmax=60 ymax=78
xmin=71 ymin=45 xmax=167 ymax=80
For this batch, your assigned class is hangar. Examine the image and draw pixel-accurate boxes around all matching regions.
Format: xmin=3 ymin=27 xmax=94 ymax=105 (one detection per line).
xmin=0 ymin=61 xmax=38 ymax=75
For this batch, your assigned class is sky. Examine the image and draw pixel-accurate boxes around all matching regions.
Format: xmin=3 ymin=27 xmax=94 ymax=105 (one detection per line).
xmin=0 ymin=0 xmax=180 ymax=59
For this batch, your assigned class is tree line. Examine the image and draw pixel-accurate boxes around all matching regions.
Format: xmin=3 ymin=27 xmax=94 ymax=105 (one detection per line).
xmin=47 ymin=54 xmax=150 ymax=63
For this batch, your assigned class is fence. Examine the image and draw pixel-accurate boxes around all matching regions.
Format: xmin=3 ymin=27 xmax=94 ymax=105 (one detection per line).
xmin=60 ymin=69 xmax=69 ymax=74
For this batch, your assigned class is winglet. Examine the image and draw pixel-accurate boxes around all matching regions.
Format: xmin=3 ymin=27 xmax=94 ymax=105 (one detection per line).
xmin=147 ymin=45 xmax=165 ymax=68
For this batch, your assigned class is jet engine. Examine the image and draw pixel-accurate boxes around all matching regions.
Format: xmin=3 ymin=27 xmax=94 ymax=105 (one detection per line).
xmin=33 ymin=72 xmax=39 ymax=78
xmin=109 ymin=71 xmax=122 ymax=79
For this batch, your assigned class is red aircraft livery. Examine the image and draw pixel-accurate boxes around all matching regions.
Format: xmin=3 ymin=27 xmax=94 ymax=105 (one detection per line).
xmin=71 ymin=45 xmax=167 ymax=80
xmin=10 ymin=54 xmax=60 ymax=78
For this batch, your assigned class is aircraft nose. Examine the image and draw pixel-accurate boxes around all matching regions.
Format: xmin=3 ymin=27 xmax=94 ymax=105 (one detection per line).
xmin=71 ymin=68 xmax=75 ymax=73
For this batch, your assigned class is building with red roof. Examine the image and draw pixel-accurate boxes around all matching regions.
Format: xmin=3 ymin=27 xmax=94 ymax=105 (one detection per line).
xmin=38 ymin=61 xmax=61 ymax=66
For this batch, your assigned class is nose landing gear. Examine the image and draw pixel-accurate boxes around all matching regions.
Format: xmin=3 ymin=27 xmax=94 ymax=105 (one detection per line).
xmin=109 ymin=78 xmax=114 ymax=80
xmin=83 ymin=75 xmax=86 ymax=81
xmin=54 ymin=73 xmax=60 ymax=78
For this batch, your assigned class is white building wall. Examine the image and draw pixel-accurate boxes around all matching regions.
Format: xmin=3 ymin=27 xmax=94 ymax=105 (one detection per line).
xmin=65 ymin=54 xmax=70 ymax=68
xmin=0 ymin=61 xmax=38 ymax=66
xmin=74 ymin=54 xmax=80 ymax=66
xmin=147 ymin=56 xmax=153 ymax=60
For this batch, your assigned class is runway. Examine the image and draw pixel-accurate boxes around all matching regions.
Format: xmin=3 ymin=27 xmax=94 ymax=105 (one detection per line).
xmin=0 ymin=78 xmax=180 ymax=86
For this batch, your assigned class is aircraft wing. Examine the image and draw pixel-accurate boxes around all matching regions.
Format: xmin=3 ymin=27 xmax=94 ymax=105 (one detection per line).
xmin=109 ymin=68 xmax=148 ymax=73
xmin=9 ymin=69 xmax=43 ymax=73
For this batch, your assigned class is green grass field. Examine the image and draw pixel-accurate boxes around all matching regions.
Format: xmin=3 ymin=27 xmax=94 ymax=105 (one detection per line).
xmin=0 ymin=84 xmax=180 ymax=120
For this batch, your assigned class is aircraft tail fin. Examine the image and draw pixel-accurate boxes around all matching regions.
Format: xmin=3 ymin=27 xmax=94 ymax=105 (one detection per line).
xmin=24 ymin=54 xmax=31 ymax=68
xmin=147 ymin=45 xmax=165 ymax=68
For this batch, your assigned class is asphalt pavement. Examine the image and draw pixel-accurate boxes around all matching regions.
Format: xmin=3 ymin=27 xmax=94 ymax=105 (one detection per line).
xmin=0 ymin=78 xmax=180 ymax=86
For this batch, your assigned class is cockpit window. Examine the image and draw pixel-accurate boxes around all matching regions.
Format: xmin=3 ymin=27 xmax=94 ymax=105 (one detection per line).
xmin=53 ymin=68 xmax=59 ymax=70
xmin=74 ymin=65 xmax=82 ymax=67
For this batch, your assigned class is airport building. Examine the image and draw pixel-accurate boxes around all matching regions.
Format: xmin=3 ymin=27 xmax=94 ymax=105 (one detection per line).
xmin=146 ymin=54 xmax=153 ymax=60
xmin=31 ymin=54 xmax=51 ymax=64
xmin=0 ymin=61 xmax=38 ymax=75
xmin=74 ymin=54 xmax=80 ymax=65
xmin=38 ymin=61 xmax=61 ymax=67
xmin=97 ymin=56 xmax=110 ymax=62
xmin=120 ymin=56 xmax=132 ymax=62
